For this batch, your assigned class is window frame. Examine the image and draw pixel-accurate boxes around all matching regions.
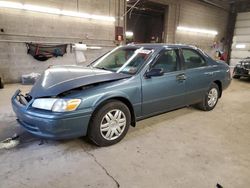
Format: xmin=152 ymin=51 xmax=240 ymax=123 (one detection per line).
xmin=180 ymin=48 xmax=208 ymax=70
xmin=149 ymin=47 xmax=181 ymax=74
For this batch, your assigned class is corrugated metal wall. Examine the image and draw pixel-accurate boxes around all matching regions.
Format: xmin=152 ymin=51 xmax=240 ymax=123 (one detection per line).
xmin=231 ymin=12 xmax=250 ymax=66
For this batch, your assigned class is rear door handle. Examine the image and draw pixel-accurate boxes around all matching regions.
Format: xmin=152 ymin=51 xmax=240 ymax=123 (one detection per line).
xmin=176 ymin=74 xmax=187 ymax=81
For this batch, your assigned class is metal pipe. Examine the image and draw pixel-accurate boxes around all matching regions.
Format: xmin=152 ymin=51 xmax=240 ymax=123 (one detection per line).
xmin=0 ymin=39 xmax=115 ymax=47
xmin=124 ymin=0 xmax=127 ymax=44
xmin=0 ymin=33 xmax=113 ymax=42
xmin=118 ymin=0 xmax=120 ymax=26
xmin=77 ymin=0 xmax=79 ymax=12
xmin=122 ymin=0 xmax=141 ymax=17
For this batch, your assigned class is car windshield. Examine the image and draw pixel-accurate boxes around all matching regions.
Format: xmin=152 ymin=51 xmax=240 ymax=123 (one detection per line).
xmin=91 ymin=47 xmax=153 ymax=75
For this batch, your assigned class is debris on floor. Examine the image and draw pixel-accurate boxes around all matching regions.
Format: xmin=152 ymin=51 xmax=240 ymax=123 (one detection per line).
xmin=38 ymin=139 xmax=48 ymax=145
xmin=0 ymin=134 xmax=20 ymax=149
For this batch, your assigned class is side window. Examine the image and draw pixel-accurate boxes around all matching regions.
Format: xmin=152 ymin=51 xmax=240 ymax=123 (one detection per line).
xmin=152 ymin=49 xmax=178 ymax=73
xmin=182 ymin=49 xmax=206 ymax=69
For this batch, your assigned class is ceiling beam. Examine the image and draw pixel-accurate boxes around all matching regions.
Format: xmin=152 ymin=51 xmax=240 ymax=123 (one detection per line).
xmin=198 ymin=0 xmax=230 ymax=11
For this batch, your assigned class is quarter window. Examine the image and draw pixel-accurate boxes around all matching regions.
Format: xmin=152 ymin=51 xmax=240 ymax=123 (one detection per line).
xmin=152 ymin=49 xmax=178 ymax=73
xmin=182 ymin=49 xmax=206 ymax=69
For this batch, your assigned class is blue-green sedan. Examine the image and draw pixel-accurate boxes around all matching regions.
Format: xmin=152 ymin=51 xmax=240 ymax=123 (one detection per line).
xmin=12 ymin=44 xmax=231 ymax=146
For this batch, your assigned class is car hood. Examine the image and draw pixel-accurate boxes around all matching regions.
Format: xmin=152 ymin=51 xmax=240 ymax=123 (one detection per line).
xmin=29 ymin=66 xmax=131 ymax=98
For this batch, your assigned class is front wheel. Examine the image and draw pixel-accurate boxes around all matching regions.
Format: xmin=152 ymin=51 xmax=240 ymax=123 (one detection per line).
xmin=88 ymin=100 xmax=131 ymax=146
xmin=196 ymin=83 xmax=219 ymax=111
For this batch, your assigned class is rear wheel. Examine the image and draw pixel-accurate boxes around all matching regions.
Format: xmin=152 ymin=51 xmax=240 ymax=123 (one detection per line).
xmin=88 ymin=100 xmax=131 ymax=146
xmin=196 ymin=83 xmax=219 ymax=111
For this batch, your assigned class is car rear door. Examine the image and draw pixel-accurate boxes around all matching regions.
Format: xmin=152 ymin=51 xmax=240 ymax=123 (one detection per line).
xmin=141 ymin=48 xmax=186 ymax=116
xmin=181 ymin=48 xmax=213 ymax=105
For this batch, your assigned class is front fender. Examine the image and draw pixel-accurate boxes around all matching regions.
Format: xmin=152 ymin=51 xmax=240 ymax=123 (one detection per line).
xmin=75 ymin=76 xmax=141 ymax=121
xmin=92 ymin=91 xmax=131 ymax=109
xmin=84 ymin=91 xmax=137 ymax=127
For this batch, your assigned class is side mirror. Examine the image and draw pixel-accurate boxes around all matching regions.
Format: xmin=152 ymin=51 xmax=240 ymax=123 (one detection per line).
xmin=145 ymin=68 xmax=164 ymax=78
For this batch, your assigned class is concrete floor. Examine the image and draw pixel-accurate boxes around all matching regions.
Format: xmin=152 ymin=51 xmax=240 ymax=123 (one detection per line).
xmin=0 ymin=79 xmax=250 ymax=188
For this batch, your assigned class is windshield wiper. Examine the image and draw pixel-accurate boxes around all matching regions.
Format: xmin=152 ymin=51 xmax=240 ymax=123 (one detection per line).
xmin=87 ymin=64 xmax=93 ymax=68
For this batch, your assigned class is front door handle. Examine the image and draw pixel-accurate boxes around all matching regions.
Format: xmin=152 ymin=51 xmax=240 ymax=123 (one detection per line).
xmin=176 ymin=74 xmax=187 ymax=81
xmin=205 ymin=72 xmax=214 ymax=76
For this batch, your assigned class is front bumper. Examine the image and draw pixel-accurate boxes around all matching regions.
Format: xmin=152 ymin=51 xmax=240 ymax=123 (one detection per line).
xmin=11 ymin=90 xmax=92 ymax=139
xmin=233 ymin=67 xmax=250 ymax=77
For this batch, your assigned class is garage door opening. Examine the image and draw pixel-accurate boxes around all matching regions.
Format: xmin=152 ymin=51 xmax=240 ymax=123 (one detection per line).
xmin=126 ymin=1 xmax=166 ymax=44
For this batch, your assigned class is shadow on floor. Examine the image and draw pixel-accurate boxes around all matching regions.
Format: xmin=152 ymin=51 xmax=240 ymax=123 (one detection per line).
xmin=235 ymin=77 xmax=250 ymax=83
xmin=0 ymin=106 xmax=196 ymax=152
xmin=0 ymin=118 xmax=97 ymax=152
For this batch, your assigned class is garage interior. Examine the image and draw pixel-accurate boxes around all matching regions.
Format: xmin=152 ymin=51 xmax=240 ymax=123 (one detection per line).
xmin=126 ymin=1 xmax=166 ymax=43
xmin=0 ymin=0 xmax=250 ymax=188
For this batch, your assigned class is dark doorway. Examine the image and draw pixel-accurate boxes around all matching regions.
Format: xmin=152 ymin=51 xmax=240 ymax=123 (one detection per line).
xmin=126 ymin=1 xmax=166 ymax=43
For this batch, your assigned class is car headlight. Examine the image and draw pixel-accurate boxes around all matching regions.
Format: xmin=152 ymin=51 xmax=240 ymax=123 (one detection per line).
xmin=32 ymin=98 xmax=81 ymax=112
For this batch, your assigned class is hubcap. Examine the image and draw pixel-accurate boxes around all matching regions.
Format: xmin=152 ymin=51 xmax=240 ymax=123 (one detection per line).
xmin=100 ymin=109 xmax=126 ymax=140
xmin=207 ymin=88 xmax=218 ymax=107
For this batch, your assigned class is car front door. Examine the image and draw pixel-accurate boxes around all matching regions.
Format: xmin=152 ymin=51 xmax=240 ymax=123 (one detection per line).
xmin=181 ymin=48 xmax=213 ymax=104
xmin=141 ymin=48 xmax=186 ymax=116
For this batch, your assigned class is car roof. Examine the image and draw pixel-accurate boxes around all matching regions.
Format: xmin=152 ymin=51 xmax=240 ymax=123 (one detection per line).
xmin=126 ymin=43 xmax=198 ymax=50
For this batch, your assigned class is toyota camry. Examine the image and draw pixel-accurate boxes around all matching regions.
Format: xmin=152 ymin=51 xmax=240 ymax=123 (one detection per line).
xmin=12 ymin=44 xmax=231 ymax=146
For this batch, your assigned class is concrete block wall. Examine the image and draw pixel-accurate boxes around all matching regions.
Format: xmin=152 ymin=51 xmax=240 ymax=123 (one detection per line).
xmin=175 ymin=0 xmax=228 ymax=53
xmin=150 ymin=0 xmax=228 ymax=53
xmin=0 ymin=43 xmax=112 ymax=83
xmin=0 ymin=0 xmax=229 ymax=83
xmin=0 ymin=0 xmax=121 ymax=83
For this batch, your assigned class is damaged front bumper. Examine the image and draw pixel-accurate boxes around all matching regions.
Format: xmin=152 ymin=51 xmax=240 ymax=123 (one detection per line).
xmin=11 ymin=90 xmax=92 ymax=139
xmin=233 ymin=67 xmax=250 ymax=77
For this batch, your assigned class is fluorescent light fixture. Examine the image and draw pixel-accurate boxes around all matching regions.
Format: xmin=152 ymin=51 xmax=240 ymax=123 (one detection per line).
xmin=236 ymin=44 xmax=246 ymax=49
xmin=0 ymin=1 xmax=22 ymax=9
xmin=0 ymin=1 xmax=115 ymax=22
xmin=126 ymin=31 xmax=134 ymax=37
xmin=177 ymin=26 xmax=218 ymax=35
xmin=24 ymin=4 xmax=60 ymax=14
xmin=60 ymin=10 xmax=80 ymax=17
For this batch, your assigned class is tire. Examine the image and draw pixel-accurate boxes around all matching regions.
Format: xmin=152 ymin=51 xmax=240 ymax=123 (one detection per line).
xmin=196 ymin=83 xmax=219 ymax=111
xmin=88 ymin=100 xmax=131 ymax=146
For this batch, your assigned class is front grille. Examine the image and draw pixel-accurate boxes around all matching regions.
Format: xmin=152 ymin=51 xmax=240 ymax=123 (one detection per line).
xmin=16 ymin=93 xmax=32 ymax=106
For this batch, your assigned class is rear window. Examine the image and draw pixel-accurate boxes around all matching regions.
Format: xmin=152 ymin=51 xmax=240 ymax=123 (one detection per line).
xmin=182 ymin=49 xmax=207 ymax=69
